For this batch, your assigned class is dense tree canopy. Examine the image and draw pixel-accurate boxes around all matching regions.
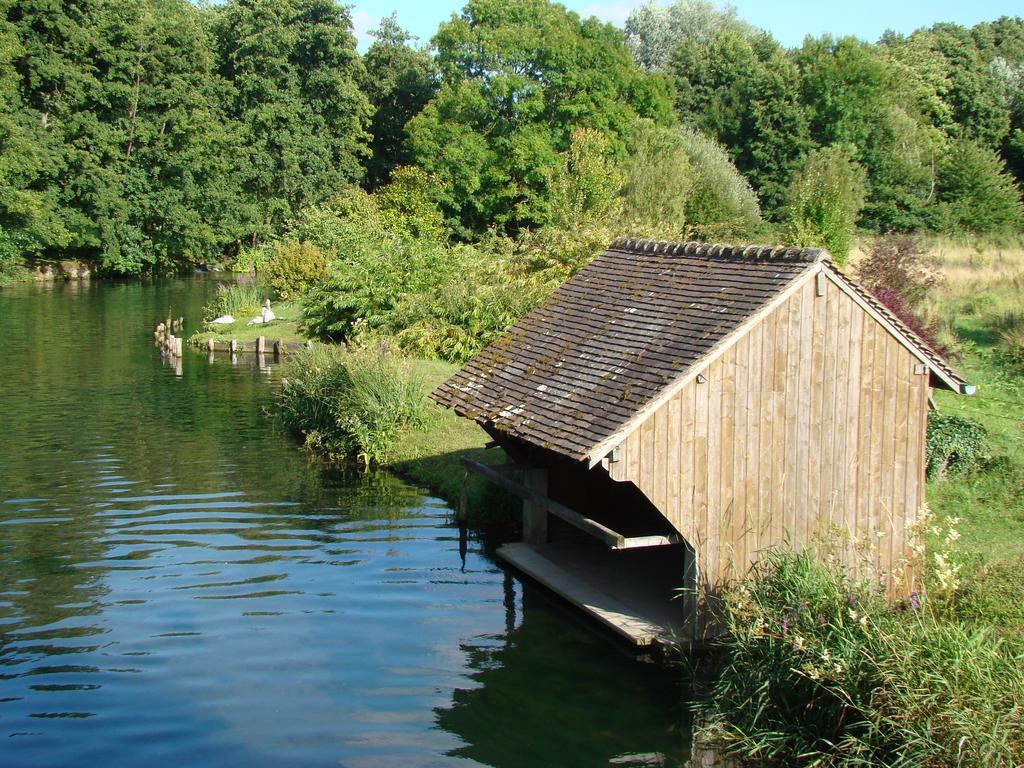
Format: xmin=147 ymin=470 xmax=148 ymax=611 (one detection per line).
xmin=0 ymin=0 xmax=1021 ymax=277
xmin=360 ymin=15 xmax=437 ymax=189
xmin=407 ymin=0 xmax=674 ymax=234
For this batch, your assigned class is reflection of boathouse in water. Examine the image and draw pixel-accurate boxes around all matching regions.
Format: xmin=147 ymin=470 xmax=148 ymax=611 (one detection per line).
xmin=434 ymin=574 xmax=692 ymax=766
xmin=432 ymin=238 xmax=971 ymax=646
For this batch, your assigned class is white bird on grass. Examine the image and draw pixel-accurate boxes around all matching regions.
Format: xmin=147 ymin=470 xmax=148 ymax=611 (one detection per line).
xmin=247 ymin=299 xmax=276 ymax=326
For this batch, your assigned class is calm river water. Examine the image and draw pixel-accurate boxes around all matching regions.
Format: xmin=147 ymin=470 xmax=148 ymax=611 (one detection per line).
xmin=0 ymin=278 xmax=691 ymax=767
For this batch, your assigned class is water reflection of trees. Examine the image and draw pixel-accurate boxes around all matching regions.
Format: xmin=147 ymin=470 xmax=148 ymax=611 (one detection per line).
xmin=434 ymin=576 xmax=694 ymax=768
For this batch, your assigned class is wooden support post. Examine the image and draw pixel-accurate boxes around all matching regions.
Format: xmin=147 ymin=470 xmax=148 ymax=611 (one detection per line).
xmin=207 ymin=338 xmax=215 ymax=353
xmin=681 ymin=542 xmax=699 ymax=643
xmin=522 ymin=466 xmax=548 ymax=545
xmin=229 ymin=339 xmax=237 ymax=354
xmin=273 ymin=340 xmax=281 ymax=359
xmin=256 ymin=336 xmax=265 ymax=355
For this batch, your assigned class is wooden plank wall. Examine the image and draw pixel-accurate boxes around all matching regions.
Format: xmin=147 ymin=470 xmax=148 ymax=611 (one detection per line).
xmin=608 ymin=272 xmax=929 ymax=611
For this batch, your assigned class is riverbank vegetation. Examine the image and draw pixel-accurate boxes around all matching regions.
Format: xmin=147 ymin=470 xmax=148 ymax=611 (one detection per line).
xmin=278 ymin=350 xmax=511 ymax=531
xmin=697 ymin=548 xmax=1024 ymax=766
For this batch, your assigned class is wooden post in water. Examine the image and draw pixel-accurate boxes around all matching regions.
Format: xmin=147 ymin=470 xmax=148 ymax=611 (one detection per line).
xmin=229 ymin=339 xmax=237 ymax=354
xmin=522 ymin=466 xmax=549 ymax=545
xmin=256 ymin=336 xmax=265 ymax=355
xmin=207 ymin=338 xmax=215 ymax=353
xmin=273 ymin=340 xmax=281 ymax=360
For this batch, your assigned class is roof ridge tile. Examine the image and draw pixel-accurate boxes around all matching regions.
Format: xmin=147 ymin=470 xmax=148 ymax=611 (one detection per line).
xmin=610 ymin=237 xmax=830 ymax=264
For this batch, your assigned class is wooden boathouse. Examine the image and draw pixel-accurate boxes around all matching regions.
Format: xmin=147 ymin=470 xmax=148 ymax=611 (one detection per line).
xmin=431 ymin=238 xmax=972 ymax=646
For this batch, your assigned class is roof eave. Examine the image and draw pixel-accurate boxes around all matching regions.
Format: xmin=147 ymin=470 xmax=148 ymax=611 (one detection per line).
xmin=823 ymin=266 xmax=972 ymax=396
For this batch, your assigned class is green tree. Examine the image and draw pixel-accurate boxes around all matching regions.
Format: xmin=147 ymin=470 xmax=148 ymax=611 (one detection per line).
xmin=407 ymin=0 xmax=674 ymax=235
xmin=671 ymin=30 xmax=809 ymax=214
xmin=360 ymin=15 xmax=437 ymax=189
xmin=88 ymin=0 xmax=247 ymax=272
xmin=784 ymin=145 xmax=866 ymax=264
xmin=932 ymin=139 xmax=1023 ymax=239
xmin=0 ymin=0 xmax=67 ymax=267
xmin=907 ymin=23 xmax=1011 ymax=149
xmin=6 ymin=0 xmax=108 ymax=259
xmin=213 ymin=0 xmax=372 ymax=245
xmin=797 ymin=35 xmax=939 ymax=231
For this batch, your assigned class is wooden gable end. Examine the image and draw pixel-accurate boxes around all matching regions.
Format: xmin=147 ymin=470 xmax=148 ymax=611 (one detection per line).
xmin=606 ymin=269 xmax=929 ymax=597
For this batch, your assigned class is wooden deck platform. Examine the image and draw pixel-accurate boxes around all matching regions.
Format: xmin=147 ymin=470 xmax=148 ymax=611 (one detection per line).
xmin=497 ymin=540 xmax=685 ymax=647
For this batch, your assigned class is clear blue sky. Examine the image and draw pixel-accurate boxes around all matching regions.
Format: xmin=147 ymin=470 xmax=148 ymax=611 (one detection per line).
xmin=348 ymin=0 xmax=1021 ymax=51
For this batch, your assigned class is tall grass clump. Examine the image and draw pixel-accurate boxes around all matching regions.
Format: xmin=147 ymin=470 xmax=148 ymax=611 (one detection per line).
xmin=279 ymin=345 xmax=430 ymax=465
xmin=695 ymin=531 xmax=1024 ymax=766
xmin=202 ymin=280 xmax=265 ymax=321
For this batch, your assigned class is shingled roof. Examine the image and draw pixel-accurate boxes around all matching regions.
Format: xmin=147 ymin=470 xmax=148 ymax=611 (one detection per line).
xmin=431 ymin=238 xmax=968 ymax=464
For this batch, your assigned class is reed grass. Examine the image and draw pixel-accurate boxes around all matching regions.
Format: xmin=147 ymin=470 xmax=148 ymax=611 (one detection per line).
xmin=202 ymin=280 xmax=266 ymax=322
xmin=696 ymin=548 xmax=1024 ymax=767
xmin=279 ymin=345 xmax=430 ymax=465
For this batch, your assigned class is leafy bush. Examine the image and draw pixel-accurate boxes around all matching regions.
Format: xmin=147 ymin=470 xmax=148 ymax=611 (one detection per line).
xmin=676 ymin=125 xmax=763 ymax=241
xmin=279 ymin=346 xmax=430 ymax=465
xmin=303 ymin=234 xmax=447 ymax=339
xmin=696 ymin=547 xmax=1024 ymax=767
xmin=264 ymin=240 xmax=329 ymax=300
xmin=548 ymin=128 xmax=623 ymax=230
xmin=374 ymin=165 xmax=447 ymax=242
xmin=620 ymin=122 xmax=761 ymax=241
xmin=784 ymin=145 xmax=866 ymax=264
xmin=202 ymin=280 xmax=265 ymax=322
xmin=304 ymin=234 xmax=555 ymax=362
xmin=856 ymin=234 xmax=940 ymax=307
xmin=284 ymin=189 xmax=385 ymax=258
xmin=621 ymin=121 xmax=691 ymax=238
xmin=391 ymin=246 xmax=555 ymax=362
xmin=228 ymin=244 xmax=273 ymax=275
xmin=926 ymin=412 xmax=990 ymax=480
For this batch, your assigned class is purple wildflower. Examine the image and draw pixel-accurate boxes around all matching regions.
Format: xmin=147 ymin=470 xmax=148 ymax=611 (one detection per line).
xmin=909 ymin=592 xmax=920 ymax=611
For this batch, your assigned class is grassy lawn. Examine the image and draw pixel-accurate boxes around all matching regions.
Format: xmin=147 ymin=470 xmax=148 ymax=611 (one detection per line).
xmin=188 ymin=300 xmax=308 ymax=346
xmin=922 ymin=240 xmax=1024 ymax=639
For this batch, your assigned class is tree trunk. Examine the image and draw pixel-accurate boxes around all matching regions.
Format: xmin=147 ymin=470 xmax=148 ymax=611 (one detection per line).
xmin=125 ymin=43 xmax=144 ymax=159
